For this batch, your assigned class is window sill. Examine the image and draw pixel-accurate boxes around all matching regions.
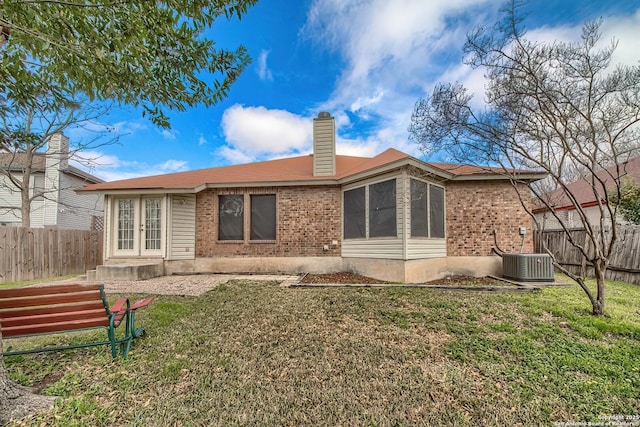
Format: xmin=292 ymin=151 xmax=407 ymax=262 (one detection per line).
xmin=409 ymin=236 xmax=447 ymax=240
xmin=249 ymin=240 xmax=276 ymax=244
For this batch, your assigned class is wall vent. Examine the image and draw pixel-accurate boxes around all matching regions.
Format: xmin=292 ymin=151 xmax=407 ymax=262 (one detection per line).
xmin=502 ymin=254 xmax=554 ymax=282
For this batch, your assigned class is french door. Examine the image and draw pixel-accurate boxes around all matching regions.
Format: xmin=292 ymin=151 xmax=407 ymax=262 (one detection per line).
xmin=113 ymin=197 xmax=164 ymax=257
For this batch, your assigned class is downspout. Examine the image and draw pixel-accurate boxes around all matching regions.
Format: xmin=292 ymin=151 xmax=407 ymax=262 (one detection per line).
xmin=164 ymin=194 xmax=170 ymax=261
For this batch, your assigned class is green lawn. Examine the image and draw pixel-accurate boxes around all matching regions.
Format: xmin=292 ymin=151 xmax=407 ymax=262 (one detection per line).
xmin=6 ymin=278 xmax=640 ymax=426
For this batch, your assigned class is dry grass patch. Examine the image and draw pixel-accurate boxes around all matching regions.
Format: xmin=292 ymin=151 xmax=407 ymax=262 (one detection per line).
xmin=5 ymin=279 xmax=640 ymax=426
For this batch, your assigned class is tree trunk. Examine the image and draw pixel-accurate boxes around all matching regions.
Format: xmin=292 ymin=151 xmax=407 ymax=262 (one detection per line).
xmin=0 ymin=332 xmax=56 ymax=424
xmin=592 ymin=265 xmax=606 ymax=316
xmin=20 ymin=165 xmax=31 ymax=228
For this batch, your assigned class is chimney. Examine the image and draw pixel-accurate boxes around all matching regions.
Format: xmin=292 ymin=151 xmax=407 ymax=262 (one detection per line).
xmin=46 ymin=132 xmax=69 ymax=171
xmin=313 ymin=112 xmax=336 ymax=176
xmin=44 ymin=132 xmax=69 ymax=226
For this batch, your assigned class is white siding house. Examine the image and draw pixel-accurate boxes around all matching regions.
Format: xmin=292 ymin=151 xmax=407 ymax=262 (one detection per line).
xmin=0 ymin=133 xmax=104 ymax=230
xmin=533 ymin=157 xmax=640 ymax=230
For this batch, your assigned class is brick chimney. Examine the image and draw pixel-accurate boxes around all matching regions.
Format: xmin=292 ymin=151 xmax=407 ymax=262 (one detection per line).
xmin=313 ymin=112 xmax=336 ymax=176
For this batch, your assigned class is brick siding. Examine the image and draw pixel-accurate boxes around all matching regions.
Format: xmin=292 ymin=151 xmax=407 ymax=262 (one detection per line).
xmin=195 ymin=186 xmax=341 ymax=257
xmin=195 ymin=181 xmax=533 ymax=259
xmin=446 ymin=181 xmax=534 ymax=256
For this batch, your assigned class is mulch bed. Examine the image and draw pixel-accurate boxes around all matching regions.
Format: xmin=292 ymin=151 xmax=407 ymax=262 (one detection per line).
xmin=299 ymin=273 xmax=517 ymax=287
xmin=300 ymin=272 xmax=391 ymax=284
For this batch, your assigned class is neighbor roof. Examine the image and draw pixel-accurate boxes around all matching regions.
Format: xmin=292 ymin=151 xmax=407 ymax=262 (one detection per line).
xmin=533 ymin=156 xmax=640 ymax=213
xmin=78 ymin=148 xmax=545 ymax=194
xmin=0 ymin=152 xmax=104 ymax=184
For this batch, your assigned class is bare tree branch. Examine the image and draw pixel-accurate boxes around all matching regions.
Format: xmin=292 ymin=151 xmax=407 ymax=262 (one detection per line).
xmin=409 ymin=0 xmax=640 ymax=315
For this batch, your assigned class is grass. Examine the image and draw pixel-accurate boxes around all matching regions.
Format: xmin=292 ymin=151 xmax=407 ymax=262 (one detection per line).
xmin=0 ymin=275 xmax=80 ymax=290
xmin=5 ymin=278 xmax=640 ymax=426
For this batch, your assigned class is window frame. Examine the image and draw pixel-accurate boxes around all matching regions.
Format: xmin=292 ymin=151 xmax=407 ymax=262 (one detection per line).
xmin=218 ymin=194 xmax=245 ymax=241
xmin=410 ymin=179 xmax=429 ymax=238
xmin=342 ymin=178 xmax=398 ymax=240
xmin=249 ymin=194 xmax=277 ymax=241
xmin=409 ymin=177 xmax=446 ymax=239
xmin=343 ymin=186 xmax=366 ymax=239
xmin=368 ymin=179 xmax=397 ymax=238
xmin=429 ymin=184 xmax=445 ymax=239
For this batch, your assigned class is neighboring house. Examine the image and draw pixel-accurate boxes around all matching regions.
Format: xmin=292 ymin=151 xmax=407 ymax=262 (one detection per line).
xmin=78 ymin=112 xmax=545 ymax=283
xmin=0 ymin=133 xmax=104 ymax=230
xmin=533 ymin=157 xmax=640 ymax=230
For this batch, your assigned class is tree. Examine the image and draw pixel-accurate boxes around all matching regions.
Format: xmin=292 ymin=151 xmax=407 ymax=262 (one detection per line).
xmin=1 ymin=0 xmax=257 ymax=127
xmin=0 ymin=93 xmax=113 ymax=227
xmin=0 ymin=337 xmax=56 ymax=425
xmin=409 ymin=1 xmax=640 ymax=315
xmin=0 ymin=1 xmax=257 ymax=422
xmin=610 ymin=178 xmax=640 ymax=225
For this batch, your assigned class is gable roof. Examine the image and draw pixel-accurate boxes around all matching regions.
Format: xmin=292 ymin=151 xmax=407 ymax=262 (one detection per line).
xmin=533 ymin=156 xmax=640 ymax=213
xmin=0 ymin=152 xmax=104 ymax=184
xmin=77 ymin=148 xmax=545 ymax=194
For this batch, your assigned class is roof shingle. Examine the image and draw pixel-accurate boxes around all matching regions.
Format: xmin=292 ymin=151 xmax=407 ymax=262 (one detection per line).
xmin=78 ymin=148 xmax=543 ymax=193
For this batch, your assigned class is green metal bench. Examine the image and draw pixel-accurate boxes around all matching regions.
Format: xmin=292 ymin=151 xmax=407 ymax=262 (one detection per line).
xmin=0 ymin=283 xmax=154 ymax=359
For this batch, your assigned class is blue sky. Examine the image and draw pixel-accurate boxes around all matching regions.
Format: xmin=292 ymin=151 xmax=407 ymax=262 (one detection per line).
xmin=67 ymin=0 xmax=640 ymax=182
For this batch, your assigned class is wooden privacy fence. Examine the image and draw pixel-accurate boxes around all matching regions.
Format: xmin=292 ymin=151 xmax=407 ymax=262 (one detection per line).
xmin=535 ymin=225 xmax=640 ymax=285
xmin=0 ymin=226 xmax=103 ymax=283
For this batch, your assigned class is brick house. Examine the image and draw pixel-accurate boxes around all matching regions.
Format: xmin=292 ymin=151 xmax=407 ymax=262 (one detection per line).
xmin=78 ymin=112 xmax=544 ymax=282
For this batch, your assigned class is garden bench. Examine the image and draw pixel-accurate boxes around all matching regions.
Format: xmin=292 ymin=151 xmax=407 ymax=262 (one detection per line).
xmin=0 ymin=283 xmax=154 ymax=359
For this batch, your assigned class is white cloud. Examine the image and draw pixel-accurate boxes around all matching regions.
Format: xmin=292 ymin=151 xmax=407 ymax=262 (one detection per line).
xmin=161 ymin=129 xmax=178 ymax=140
xmin=64 ymin=121 xmax=114 ymax=143
xmin=71 ymin=150 xmax=190 ymax=182
xmin=158 ymin=160 xmax=188 ymax=172
xmin=220 ymin=105 xmax=312 ymax=163
xmin=69 ymin=150 xmax=123 ymax=171
xmin=601 ymin=9 xmax=640 ymax=67
xmin=111 ymin=120 xmax=148 ymax=135
xmin=198 ymin=134 xmax=207 ymax=146
xmin=257 ymin=49 xmax=274 ymax=81
xmin=215 ymin=146 xmax=254 ymax=165
xmin=336 ymin=138 xmax=379 ymax=157
xmin=303 ymin=0 xmax=494 ymax=158
xmin=350 ymin=90 xmax=384 ymax=113
xmin=303 ymin=0 xmax=640 ymax=163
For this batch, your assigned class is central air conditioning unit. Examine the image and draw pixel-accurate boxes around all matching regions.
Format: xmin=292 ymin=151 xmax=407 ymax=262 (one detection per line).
xmin=502 ymin=253 xmax=554 ymax=282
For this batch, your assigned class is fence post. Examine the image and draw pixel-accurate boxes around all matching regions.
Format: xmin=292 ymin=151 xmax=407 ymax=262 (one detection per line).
xmin=536 ymin=225 xmax=640 ymax=285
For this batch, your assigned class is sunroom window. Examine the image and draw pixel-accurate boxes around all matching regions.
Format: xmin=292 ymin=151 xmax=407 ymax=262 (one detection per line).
xmin=343 ymin=179 xmax=396 ymax=239
xmin=343 ymin=187 xmax=366 ymax=239
xmin=429 ymin=185 xmax=445 ymax=238
xmin=410 ymin=179 xmax=428 ymax=237
xmin=369 ymin=179 xmax=396 ymax=237
xmin=410 ymin=178 xmax=445 ymax=238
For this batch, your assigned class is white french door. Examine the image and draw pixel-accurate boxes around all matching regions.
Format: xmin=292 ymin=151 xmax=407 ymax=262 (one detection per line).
xmin=113 ymin=197 xmax=164 ymax=257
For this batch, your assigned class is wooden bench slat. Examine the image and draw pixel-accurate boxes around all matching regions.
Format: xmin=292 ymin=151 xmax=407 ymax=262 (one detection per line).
xmin=131 ymin=297 xmax=155 ymax=311
xmin=0 ymin=302 xmax=106 ymax=319
xmin=1 ymin=283 xmax=153 ymax=359
xmin=0 ymin=284 xmax=101 ymax=299
xmin=1 ymin=308 xmax=107 ymax=328
xmin=2 ymin=318 xmax=110 ymax=337
xmin=110 ymin=298 xmax=128 ymax=314
xmin=0 ymin=291 xmax=103 ymax=310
